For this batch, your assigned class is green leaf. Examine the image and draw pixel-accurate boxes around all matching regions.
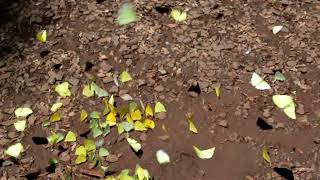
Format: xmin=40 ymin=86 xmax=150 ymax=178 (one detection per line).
xmin=50 ymin=102 xmax=63 ymax=112
xmin=193 ymin=145 xmax=215 ymax=159
xmin=272 ymin=95 xmax=296 ymax=119
xmin=14 ymin=107 xmax=33 ymax=118
xmin=127 ymin=137 xmax=141 ymax=152
xmin=75 ymin=155 xmax=87 ymax=164
xmin=116 ymin=3 xmax=137 ymax=25
xmin=156 ymin=150 xmax=170 ymax=164
xmin=98 ymin=147 xmax=110 ymax=157
xmin=50 ymin=112 xmax=61 ymax=122
xmin=119 ymin=71 xmax=133 ymax=83
xmin=155 ymin=101 xmax=166 ymax=113
xmin=90 ymin=111 xmax=100 ymax=119
xmin=36 ymin=30 xmax=47 ymax=43
xmin=5 ymin=143 xmax=23 ymax=158
xmin=91 ymin=82 xmax=108 ymax=98
xmin=274 ymin=71 xmax=286 ymax=81
xmin=80 ymin=109 xmax=88 ymax=122
xmin=82 ymin=84 xmax=94 ymax=98
xmin=55 ymin=82 xmax=71 ymax=97
xmin=75 ymin=146 xmax=87 ymax=156
xmin=14 ymin=120 xmax=26 ymax=132
xmin=64 ymin=131 xmax=76 ymax=142
xmin=84 ymin=139 xmax=96 ymax=152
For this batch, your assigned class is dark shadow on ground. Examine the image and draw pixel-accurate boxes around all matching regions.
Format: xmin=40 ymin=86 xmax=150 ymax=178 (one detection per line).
xmin=0 ymin=0 xmax=47 ymax=58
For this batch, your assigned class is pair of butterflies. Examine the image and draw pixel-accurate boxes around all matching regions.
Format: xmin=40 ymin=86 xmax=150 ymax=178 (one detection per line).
xmin=116 ymin=3 xmax=187 ymax=25
xmin=250 ymin=72 xmax=296 ymax=119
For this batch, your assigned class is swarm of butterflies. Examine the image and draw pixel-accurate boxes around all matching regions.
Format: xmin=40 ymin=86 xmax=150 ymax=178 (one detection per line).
xmin=250 ymin=72 xmax=296 ymax=119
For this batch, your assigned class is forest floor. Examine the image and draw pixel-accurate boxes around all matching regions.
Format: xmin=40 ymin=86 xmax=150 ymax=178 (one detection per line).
xmin=0 ymin=0 xmax=320 ymax=180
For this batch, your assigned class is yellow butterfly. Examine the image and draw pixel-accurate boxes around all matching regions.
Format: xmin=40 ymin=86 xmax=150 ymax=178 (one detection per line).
xmin=272 ymin=95 xmax=296 ymax=119
xmin=170 ymin=9 xmax=187 ymax=22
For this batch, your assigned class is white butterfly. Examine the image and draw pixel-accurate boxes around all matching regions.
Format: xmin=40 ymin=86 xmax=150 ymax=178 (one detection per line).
xmin=250 ymin=72 xmax=271 ymax=90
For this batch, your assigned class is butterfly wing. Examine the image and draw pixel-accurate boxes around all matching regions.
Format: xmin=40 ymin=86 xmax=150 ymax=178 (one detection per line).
xmin=256 ymin=81 xmax=271 ymax=90
xmin=283 ymin=104 xmax=296 ymax=119
xmin=251 ymin=73 xmax=271 ymax=90
xmin=272 ymin=95 xmax=293 ymax=109
xmin=117 ymin=3 xmax=137 ymax=25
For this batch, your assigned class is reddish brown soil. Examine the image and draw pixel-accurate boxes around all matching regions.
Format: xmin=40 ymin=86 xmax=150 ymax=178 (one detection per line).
xmin=1 ymin=0 xmax=320 ymax=180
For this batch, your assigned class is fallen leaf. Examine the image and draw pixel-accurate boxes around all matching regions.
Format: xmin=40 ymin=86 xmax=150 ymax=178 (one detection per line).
xmin=119 ymin=71 xmax=133 ymax=83
xmin=36 ymin=30 xmax=47 ymax=43
xmin=127 ymin=137 xmax=141 ymax=152
xmin=105 ymin=154 xmax=119 ymax=163
xmin=55 ymin=82 xmax=71 ymax=97
xmin=50 ymin=103 xmax=63 ymax=112
xmin=116 ymin=3 xmax=137 ymax=25
xmin=156 ymin=150 xmax=170 ymax=164
xmin=272 ymin=25 xmax=283 ymax=34
xmin=272 ymin=95 xmax=296 ymax=119
xmin=64 ymin=131 xmax=76 ymax=142
xmin=15 ymin=107 xmax=33 ymax=118
xmin=14 ymin=120 xmax=26 ymax=132
xmin=262 ymin=147 xmax=271 ymax=164
xmin=80 ymin=109 xmax=88 ymax=122
xmin=193 ymin=146 xmax=215 ymax=159
xmin=170 ymin=9 xmax=187 ymax=22
xmin=5 ymin=143 xmax=23 ymax=158
xmin=188 ymin=119 xmax=198 ymax=134
xmin=50 ymin=112 xmax=61 ymax=122
xmin=82 ymin=84 xmax=94 ymax=98
xmin=155 ymin=102 xmax=166 ymax=113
